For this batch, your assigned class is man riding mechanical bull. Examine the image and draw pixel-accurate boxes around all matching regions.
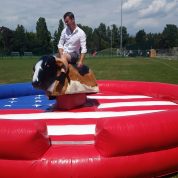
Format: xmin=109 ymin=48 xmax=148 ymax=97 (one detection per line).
xmin=32 ymin=12 xmax=99 ymax=99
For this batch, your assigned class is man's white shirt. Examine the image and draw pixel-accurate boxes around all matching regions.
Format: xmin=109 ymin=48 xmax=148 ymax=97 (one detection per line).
xmin=58 ymin=26 xmax=87 ymax=54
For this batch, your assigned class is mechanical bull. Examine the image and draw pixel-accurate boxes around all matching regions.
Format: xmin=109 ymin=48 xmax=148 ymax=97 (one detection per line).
xmin=32 ymin=55 xmax=99 ymax=98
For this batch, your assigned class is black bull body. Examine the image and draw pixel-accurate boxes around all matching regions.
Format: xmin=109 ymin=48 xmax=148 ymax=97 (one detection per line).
xmin=32 ymin=55 xmax=99 ymax=96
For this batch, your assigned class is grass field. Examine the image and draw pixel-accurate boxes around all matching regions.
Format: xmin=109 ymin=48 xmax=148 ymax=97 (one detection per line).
xmin=0 ymin=56 xmax=178 ymax=84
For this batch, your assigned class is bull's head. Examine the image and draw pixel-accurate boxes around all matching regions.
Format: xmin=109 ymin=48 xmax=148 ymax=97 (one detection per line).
xmin=32 ymin=55 xmax=58 ymax=90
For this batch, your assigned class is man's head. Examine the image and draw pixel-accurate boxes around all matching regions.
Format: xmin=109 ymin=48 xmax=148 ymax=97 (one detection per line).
xmin=63 ymin=12 xmax=76 ymax=30
xmin=64 ymin=12 xmax=75 ymax=20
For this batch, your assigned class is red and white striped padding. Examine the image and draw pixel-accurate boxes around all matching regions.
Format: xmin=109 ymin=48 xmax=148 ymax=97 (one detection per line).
xmin=0 ymin=94 xmax=178 ymax=145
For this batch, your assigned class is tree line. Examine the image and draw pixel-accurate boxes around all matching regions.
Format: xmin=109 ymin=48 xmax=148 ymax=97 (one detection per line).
xmin=0 ymin=17 xmax=178 ymax=56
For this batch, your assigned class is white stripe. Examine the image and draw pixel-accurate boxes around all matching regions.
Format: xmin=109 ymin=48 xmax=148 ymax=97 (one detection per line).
xmin=32 ymin=60 xmax=42 ymax=82
xmin=87 ymin=95 xmax=152 ymax=99
xmin=47 ymin=124 xmax=95 ymax=135
xmin=0 ymin=110 xmax=165 ymax=120
xmin=51 ymin=141 xmax=94 ymax=145
xmin=98 ymin=101 xmax=177 ymax=109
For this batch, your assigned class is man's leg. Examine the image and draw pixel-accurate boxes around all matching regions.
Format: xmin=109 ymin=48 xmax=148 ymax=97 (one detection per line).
xmin=56 ymin=52 xmax=79 ymax=71
xmin=68 ymin=52 xmax=79 ymax=64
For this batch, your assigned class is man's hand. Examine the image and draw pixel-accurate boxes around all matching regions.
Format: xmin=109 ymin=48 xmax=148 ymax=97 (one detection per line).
xmin=77 ymin=60 xmax=83 ymax=68
xmin=77 ymin=53 xmax=85 ymax=68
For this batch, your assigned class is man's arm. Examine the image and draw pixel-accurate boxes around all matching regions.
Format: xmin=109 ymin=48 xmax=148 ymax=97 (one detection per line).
xmin=77 ymin=53 xmax=85 ymax=68
xmin=78 ymin=31 xmax=87 ymax=67
xmin=58 ymin=48 xmax=64 ymax=57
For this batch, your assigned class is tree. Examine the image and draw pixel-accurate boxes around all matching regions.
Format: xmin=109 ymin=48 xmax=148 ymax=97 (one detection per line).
xmin=1 ymin=19 xmax=178 ymax=56
xmin=97 ymin=23 xmax=107 ymax=41
xmin=36 ymin=17 xmax=51 ymax=54
xmin=91 ymin=23 xmax=110 ymax=51
xmin=136 ymin=29 xmax=146 ymax=44
xmin=78 ymin=24 xmax=93 ymax=53
xmin=0 ymin=26 xmax=13 ymax=54
xmin=53 ymin=19 xmax=64 ymax=53
xmin=97 ymin=23 xmax=110 ymax=49
xmin=92 ymin=29 xmax=100 ymax=51
xmin=135 ymin=29 xmax=147 ymax=49
xmin=106 ymin=26 xmax=112 ymax=46
xmin=146 ymin=33 xmax=162 ymax=49
xmin=13 ymin=25 xmax=26 ymax=55
xmin=119 ymin=26 xmax=129 ymax=48
xmin=26 ymin=32 xmax=39 ymax=54
xmin=161 ymin=24 xmax=178 ymax=48
xmin=112 ymin=24 xmax=119 ymax=48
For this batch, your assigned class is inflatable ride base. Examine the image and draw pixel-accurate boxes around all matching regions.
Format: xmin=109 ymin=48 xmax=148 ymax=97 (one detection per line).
xmin=0 ymin=80 xmax=178 ymax=178
xmin=56 ymin=93 xmax=87 ymax=110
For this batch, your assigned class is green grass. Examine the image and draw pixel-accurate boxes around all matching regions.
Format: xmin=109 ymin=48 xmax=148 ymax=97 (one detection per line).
xmin=1 ymin=56 xmax=178 ymax=84
xmin=0 ymin=56 xmax=37 ymax=84
xmin=87 ymin=56 xmax=178 ymax=84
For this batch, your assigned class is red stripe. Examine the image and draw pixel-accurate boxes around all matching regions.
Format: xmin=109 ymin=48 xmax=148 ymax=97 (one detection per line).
xmin=46 ymin=119 xmax=97 ymax=125
xmin=50 ymin=135 xmax=94 ymax=142
xmin=0 ymin=109 xmax=43 ymax=114
xmin=94 ymin=98 xmax=167 ymax=103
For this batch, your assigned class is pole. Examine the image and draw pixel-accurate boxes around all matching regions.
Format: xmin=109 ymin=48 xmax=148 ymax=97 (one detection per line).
xmin=120 ymin=0 xmax=123 ymax=56
xmin=111 ymin=25 xmax=112 ymax=57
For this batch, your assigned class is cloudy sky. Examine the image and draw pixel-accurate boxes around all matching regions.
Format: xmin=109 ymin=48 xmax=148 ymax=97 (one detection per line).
xmin=0 ymin=0 xmax=178 ymax=35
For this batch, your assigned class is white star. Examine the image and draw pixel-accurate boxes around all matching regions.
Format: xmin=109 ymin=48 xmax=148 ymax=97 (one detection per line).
xmin=35 ymin=100 xmax=42 ymax=103
xmin=8 ymin=100 xmax=17 ymax=104
xmin=10 ymin=98 xmax=18 ymax=100
xmin=32 ymin=104 xmax=42 ymax=108
xmin=4 ymin=105 xmax=12 ymax=107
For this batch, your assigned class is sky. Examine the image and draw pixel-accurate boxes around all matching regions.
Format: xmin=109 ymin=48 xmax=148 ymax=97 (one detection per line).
xmin=0 ymin=0 xmax=178 ymax=35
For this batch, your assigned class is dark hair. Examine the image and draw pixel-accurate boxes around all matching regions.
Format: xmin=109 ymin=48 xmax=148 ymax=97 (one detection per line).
xmin=63 ymin=12 xmax=75 ymax=20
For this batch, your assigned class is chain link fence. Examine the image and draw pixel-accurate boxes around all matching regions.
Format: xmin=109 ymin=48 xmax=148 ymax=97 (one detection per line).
xmin=88 ymin=47 xmax=178 ymax=59
xmin=156 ymin=47 xmax=178 ymax=59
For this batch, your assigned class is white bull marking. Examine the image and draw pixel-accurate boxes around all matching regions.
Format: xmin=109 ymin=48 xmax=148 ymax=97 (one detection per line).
xmin=32 ymin=60 xmax=43 ymax=82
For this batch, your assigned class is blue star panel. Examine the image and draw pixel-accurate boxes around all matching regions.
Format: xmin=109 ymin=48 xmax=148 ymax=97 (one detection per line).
xmin=0 ymin=82 xmax=55 ymax=110
xmin=0 ymin=94 xmax=55 ymax=110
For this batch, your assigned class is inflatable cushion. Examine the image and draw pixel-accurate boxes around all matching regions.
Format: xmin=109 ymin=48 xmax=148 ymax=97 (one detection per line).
xmin=0 ymin=120 xmax=50 ymax=160
xmin=0 ymin=82 xmax=44 ymax=99
xmin=95 ymin=109 xmax=178 ymax=157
